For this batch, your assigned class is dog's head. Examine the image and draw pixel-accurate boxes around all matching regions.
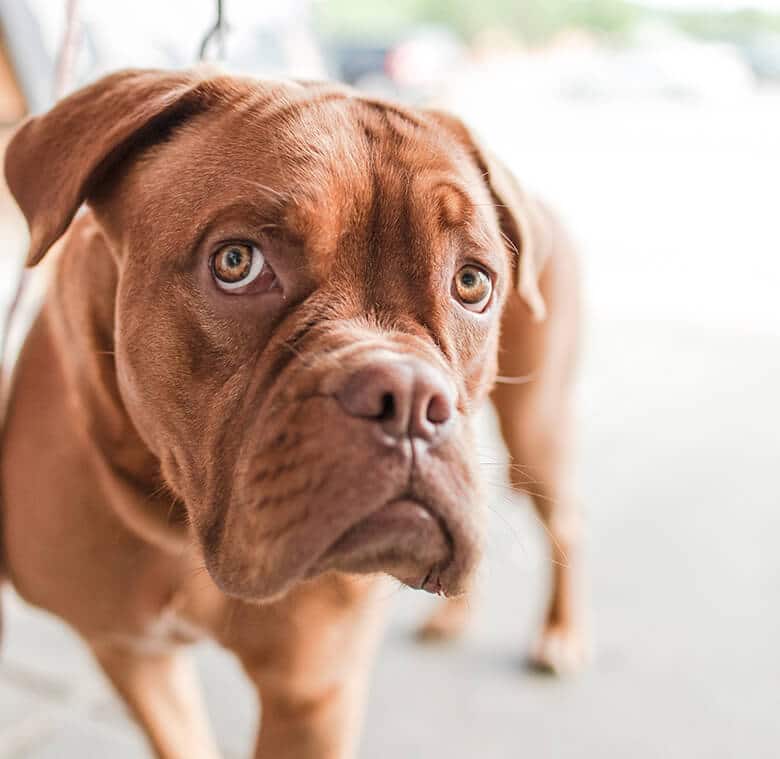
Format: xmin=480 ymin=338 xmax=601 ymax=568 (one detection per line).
xmin=6 ymin=70 xmax=549 ymax=600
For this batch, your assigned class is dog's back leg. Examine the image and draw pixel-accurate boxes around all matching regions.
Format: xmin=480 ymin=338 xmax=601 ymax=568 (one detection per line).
xmin=0 ymin=499 xmax=5 ymax=647
xmin=491 ymin=363 xmax=587 ymax=674
xmin=489 ymin=238 xmax=588 ymax=674
xmin=90 ymin=641 xmax=220 ymax=759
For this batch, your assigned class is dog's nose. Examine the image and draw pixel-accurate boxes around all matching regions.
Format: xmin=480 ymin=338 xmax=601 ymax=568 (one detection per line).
xmin=336 ymin=360 xmax=454 ymax=443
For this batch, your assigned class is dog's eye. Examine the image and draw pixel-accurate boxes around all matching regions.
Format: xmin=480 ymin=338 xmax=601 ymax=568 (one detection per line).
xmin=454 ymin=265 xmax=492 ymax=312
xmin=211 ymin=243 xmax=269 ymax=292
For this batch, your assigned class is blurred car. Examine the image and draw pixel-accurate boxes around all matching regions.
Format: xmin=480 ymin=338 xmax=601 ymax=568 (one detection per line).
xmin=739 ymin=33 xmax=780 ymax=83
xmin=553 ymin=24 xmax=756 ymax=101
xmin=328 ymin=25 xmax=465 ymax=101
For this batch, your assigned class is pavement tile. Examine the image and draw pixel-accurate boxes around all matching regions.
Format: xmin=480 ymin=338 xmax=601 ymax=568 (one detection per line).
xmin=16 ymin=716 xmax=149 ymax=759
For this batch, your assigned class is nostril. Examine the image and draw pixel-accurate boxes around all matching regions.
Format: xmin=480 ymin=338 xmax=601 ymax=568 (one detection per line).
xmin=335 ymin=364 xmax=411 ymax=426
xmin=336 ymin=360 xmax=453 ymax=443
xmin=378 ymin=392 xmax=396 ymax=421
xmin=426 ymin=391 xmax=453 ymax=426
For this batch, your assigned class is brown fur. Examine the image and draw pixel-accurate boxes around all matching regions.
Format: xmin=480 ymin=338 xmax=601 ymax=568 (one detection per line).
xmin=0 ymin=69 xmax=586 ymax=758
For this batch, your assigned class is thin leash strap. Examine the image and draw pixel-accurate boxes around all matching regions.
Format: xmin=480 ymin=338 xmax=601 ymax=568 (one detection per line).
xmin=53 ymin=0 xmax=82 ymax=100
xmin=198 ymin=0 xmax=227 ymax=61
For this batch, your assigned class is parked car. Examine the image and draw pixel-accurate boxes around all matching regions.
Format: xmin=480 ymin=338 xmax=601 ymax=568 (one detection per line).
xmin=328 ymin=25 xmax=465 ymax=101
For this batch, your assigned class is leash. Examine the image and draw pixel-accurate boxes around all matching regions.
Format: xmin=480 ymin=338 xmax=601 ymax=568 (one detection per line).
xmin=0 ymin=0 xmax=81 ymax=412
xmin=53 ymin=0 xmax=82 ymax=100
xmin=198 ymin=0 xmax=229 ymax=62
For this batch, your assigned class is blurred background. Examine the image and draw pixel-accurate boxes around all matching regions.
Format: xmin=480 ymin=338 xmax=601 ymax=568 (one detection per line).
xmin=0 ymin=1 xmax=778 ymax=757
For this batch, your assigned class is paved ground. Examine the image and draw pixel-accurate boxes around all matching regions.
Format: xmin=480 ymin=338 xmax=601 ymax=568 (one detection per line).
xmin=1 ymin=318 xmax=778 ymax=758
xmin=1 ymin=88 xmax=779 ymax=757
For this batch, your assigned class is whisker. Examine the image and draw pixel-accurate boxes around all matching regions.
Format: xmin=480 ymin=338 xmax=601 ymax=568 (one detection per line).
xmin=226 ymin=176 xmax=292 ymax=203
xmin=480 ymin=476 xmax=570 ymax=569
xmin=500 ymin=229 xmax=519 ymax=256
xmin=375 ymin=580 xmax=407 ymax=603
xmin=486 ymin=502 xmax=528 ymax=557
xmin=222 ymin=598 xmax=239 ymax=640
xmin=166 ymin=494 xmax=186 ymax=527
xmin=477 ymin=453 xmax=541 ymax=480
xmin=495 ymin=374 xmax=535 ymax=385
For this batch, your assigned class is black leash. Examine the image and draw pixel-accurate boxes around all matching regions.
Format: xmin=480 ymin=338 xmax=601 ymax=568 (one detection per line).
xmin=198 ymin=0 xmax=228 ymax=61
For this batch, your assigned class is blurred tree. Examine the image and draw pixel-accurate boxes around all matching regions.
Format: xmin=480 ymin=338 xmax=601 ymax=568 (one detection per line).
xmin=318 ymin=0 xmax=639 ymax=42
xmin=317 ymin=0 xmax=780 ymax=46
xmin=675 ymin=9 xmax=780 ymax=41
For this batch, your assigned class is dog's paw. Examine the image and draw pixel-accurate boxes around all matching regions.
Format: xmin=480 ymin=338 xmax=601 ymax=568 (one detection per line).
xmin=528 ymin=625 xmax=591 ymax=676
xmin=416 ymin=596 xmax=470 ymax=643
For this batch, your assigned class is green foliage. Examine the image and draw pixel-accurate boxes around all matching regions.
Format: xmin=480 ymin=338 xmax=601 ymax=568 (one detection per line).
xmin=318 ymin=0 xmax=640 ymax=43
xmin=674 ymin=9 xmax=780 ymax=42
xmin=316 ymin=0 xmax=780 ymax=45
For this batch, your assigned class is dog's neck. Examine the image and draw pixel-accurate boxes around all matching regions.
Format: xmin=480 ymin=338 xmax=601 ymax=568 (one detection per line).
xmin=46 ymin=210 xmax=191 ymax=554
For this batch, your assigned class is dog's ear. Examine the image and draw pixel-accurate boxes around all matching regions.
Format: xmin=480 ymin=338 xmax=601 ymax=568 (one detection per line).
xmin=5 ymin=68 xmax=216 ymax=267
xmin=427 ymin=110 xmax=551 ymax=321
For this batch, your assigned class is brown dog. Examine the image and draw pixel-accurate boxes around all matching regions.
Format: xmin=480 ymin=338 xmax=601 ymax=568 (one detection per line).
xmin=0 ymin=69 xmax=584 ymax=758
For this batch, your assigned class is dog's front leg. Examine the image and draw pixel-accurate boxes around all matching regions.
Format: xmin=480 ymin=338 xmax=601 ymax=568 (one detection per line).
xmin=229 ymin=576 xmax=385 ymax=759
xmin=247 ymin=667 xmax=367 ymax=759
xmin=91 ymin=641 xmax=221 ymax=759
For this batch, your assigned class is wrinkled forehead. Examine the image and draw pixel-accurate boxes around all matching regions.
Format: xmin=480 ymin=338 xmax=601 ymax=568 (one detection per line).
xmin=129 ymin=82 xmax=499 ymax=268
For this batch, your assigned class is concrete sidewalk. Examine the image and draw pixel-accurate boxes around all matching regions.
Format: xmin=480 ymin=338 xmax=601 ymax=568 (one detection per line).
xmin=2 ymin=318 xmax=778 ymax=758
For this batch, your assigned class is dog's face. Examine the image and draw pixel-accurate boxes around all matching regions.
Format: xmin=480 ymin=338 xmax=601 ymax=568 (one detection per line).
xmin=6 ymin=70 xmax=547 ymax=601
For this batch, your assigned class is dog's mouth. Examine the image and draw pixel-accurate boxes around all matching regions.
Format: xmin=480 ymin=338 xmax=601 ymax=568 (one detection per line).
xmin=310 ymin=498 xmax=453 ymax=594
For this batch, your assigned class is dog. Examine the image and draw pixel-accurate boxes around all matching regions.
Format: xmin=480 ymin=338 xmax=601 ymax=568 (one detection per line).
xmin=0 ymin=69 xmax=585 ymax=758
